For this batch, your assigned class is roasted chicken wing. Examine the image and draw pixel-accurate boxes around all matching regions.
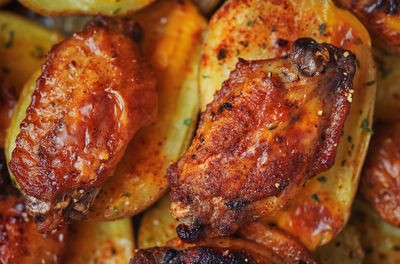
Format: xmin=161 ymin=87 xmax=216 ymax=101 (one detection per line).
xmin=131 ymin=228 xmax=317 ymax=264
xmin=360 ymin=122 xmax=400 ymax=226
xmin=9 ymin=18 xmax=158 ymax=232
xmin=168 ymin=38 xmax=355 ymax=239
xmin=335 ymin=0 xmax=400 ymax=54
xmin=0 ymin=152 xmax=67 ymax=263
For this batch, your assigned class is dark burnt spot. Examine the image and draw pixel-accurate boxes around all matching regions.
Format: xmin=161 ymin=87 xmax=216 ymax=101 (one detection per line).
xmin=176 ymin=223 xmax=203 ymax=243
xmin=276 ymin=38 xmax=288 ymax=47
xmin=218 ymin=102 xmax=233 ymax=114
xmin=291 ymin=115 xmax=300 ymax=122
xmin=224 ymin=199 xmax=249 ymax=211
xmin=164 ymin=249 xmax=179 ymax=262
xmin=217 ymin=49 xmax=228 ymax=61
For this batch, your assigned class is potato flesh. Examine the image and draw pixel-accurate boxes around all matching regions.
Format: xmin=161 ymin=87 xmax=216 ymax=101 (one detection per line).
xmin=18 ymin=0 xmax=155 ymax=17
xmin=88 ymin=0 xmax=207 ymax=220
xmin=64 ymin=218 xmax=135 ymax=264
xmin=0 ymin=12 xmax=63 ymax=93
xmin=199 ymin=0 xmax=375 ymax=250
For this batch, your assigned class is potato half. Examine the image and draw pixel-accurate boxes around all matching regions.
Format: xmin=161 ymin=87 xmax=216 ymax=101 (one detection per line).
xmin=18 ymin=0 xmax=154 ymax=17
xmin=88 ymin=0 xmax=207 ymax=220
xmin=0 ymin=11 xmax=63 ymax=92
xmin=64 ymin=218 xmax=135 ymax=263
xmin=374 ymin=48 xmax=400 ymax=122
xmin=199 ymin=0 xmax=375 ymax=250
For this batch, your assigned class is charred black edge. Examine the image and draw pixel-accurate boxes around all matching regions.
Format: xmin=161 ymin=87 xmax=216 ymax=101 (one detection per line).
xmin=130 ymin=246 xmax=256 ymax=264
xmin=176 ymin=222 xmax=204 ymax=244
xmin=84 ymin=16 xmax=144 ymax=43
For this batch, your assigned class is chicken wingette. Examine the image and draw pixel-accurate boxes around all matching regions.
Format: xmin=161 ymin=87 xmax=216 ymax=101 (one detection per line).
xmin=360 ymin=122 xmax=400 ymax=226
xmin=8 ymin=17 xmax=158 ymax=232
xmin=131 ymin=223 xmax=317 ymax=264
xmin=168 ymin=38 xmax=356 ymax=239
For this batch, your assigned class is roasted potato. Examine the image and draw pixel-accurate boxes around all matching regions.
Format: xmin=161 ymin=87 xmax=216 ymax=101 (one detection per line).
xmin=192 ymin=0 xmax=222 ymax=16
xmin=199 ymin=0 xmax=375 ymax=250
xmin=335 ymin=0 xmax=400 ymax=55
xmin=0 ymin=12 xmax=63 ymax=93
xmin=64 ymin=218 xmax=135 ymax=264
xmin=315 ymin=199 xmax=400 ymax=264
xmin=88 ymin=0 xmax=207 ymax=220
xmin=18 ymin=0 xmax=154 ymax=17
xmin=374 ymin=48 xmax=400 ymax=122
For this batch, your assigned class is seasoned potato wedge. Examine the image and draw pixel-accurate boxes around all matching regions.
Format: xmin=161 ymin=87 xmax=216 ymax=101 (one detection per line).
xmin=315 ymin=199 xmax=400 ymax=264
xmin=138 ymin=194 xmax=179 ymax=248
xmin=88 ymin=0 xmax=207 ymax=220
xmin=374 ymin=48 xmax=400 ymax=122
xmin=18 ymin=0 xmax=154 ymax=17
xmin=64 ymin=218 xmax=135 ymax=263
xmin=0 ymin=12 xmax=63 ymax=93
xmin=5 ymin=70 xmax=39 ymax=189
xmin=199 ymin=0 xmax=375 ymax=250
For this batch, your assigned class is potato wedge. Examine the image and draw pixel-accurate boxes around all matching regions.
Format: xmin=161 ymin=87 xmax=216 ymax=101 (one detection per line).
xmin=138 ymin=194 xmax=179 ymax=248
xmin=64 ymin=218 xmax=135 ymax=263
xmin=88 ymin=0 xmax=207 ymax=220
xmin=315 ymin=199 xmax=400 ymax=264
xmin=5 ymin=70 xmax=39 ymax=189
xmin=0 ymin=12 xmax=63 ymax=93
xmin=18 ymin=0 xmax=154 ymax=17
xmin=199 ymin=0 xmax=375 ymax=250
xmin=374 ymin=48 xmax=400 ymax=122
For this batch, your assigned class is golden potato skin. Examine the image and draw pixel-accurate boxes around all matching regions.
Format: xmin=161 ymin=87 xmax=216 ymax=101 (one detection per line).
xmin=0 ymin=75 xmax=16 ymax=148
xmin=335 ymin=0 xmax=400 ymax=54
xmin=0 ymin=153 xmax=67 ymax=264
xmin=169 ymin=38 xmax=355 ymax=239
xmin=360 ymin=122 xmax=400 ymax=226
xmin=9 ymin=20 xmax=157 ymax=232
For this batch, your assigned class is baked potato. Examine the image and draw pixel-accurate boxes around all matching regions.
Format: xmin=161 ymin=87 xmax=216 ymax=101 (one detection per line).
xmin=0 ymin=11 xmax=63 ymax=93
xmin=64 ymin=218 xmax=135 ymax=264
xmin=18 ymin=0 xmax=154 ymax=17
xmin=88 ymin=0 xmax=207 ymax=220
xmin=199 ymin=0 xmax=375 ymax=250
xmin=374 ymin=48 xmax=400 ymax=122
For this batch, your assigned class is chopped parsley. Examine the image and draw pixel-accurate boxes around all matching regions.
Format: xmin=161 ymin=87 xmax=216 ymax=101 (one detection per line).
xmin=247 ymin=21 xmax=254 ymax=27
xmin=112 ymin=8 xmax=121 ymax=15
xmin=347 ymin=136 xmax=353 ymax=143
xmin=123 ymin=192 xmax=131 ymax=197
xmin=341 ymin=160 xmax=346 ymax=167
xmin=317 ymin=176 xmax=327 ymax=183
xmin=184 ymin=118 xmax=192 ymax=126
xmin=356 ymin=59 xmax=360 ymax=69
xmin=4 ymin=30 xmax=14 ymax=49
xmin=312 ymin=194 xmax=321 ymax=203
xmin=113 ymin=207 xmax=119 ymax=214
xmin=319 ymin=23 xmax=326 ymax=35
xmin=243 ymin=41 xmax=248 ymax=48
xmin=260 ymin=43 xmax=266 ymax=49
xmin=361 ymin=118 xmax=373 ymax=133
xmin=202 ymin=75 xmax=210 ymax=79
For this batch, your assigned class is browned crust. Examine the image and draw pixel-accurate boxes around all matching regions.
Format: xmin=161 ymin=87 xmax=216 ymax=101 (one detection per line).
xmin=335 ymin=0 xmax=400 ymax=54
xmin=168 ymin=38 xmax=355 ymax=239
xmin=9 ymin=20 xmax=157 ymax=232
xmin=360 ymin=122 xmax=400 ymax=226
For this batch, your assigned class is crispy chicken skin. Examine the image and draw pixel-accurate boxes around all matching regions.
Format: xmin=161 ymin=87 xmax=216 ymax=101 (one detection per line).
xmin=360 ymin=122 xmax=400 ymax=226
xmin=9 ymin=18 xmax=157 ymax=232
xmin=0 ymin=152 xmax=67 ymax=264
xmin=335 ymin=0 xmax=400 ymax=54
xmin=168 ymin=38 xmax=355 ymax=239
xmin=130 ymin=235 xmax=317 ymax=264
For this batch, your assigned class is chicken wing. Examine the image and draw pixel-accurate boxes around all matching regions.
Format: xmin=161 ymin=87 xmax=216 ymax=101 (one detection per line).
xmin=168 ymin=38 xmax=355 ymax=239
xmin=360 ymin=122 xmax=400 ymax=226
xmin=335 ymin=0 xmax=400 ymax=54
xmin=0 ymin=152 xmax=67 ymax=263
xmin=131 ymin=234 xmax=317 ymax=264
xmin=9 ymin=18 xmax=158 ymax=232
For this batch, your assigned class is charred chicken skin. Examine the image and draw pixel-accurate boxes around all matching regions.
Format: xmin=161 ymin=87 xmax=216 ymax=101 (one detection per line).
xmin=335 ymin=0 xmax=400 ymax=54
xmin=9 ymin=18 xmax=158 ymax=232
xmin=168 ymin=38 xmax=356 ymax=239
xmin=361 ymin=122 xmax=400 ymax=226
xmin=0 ymin=152 xmax=67 ymax=264
xmin=130 ymin=235 xmax=317 ymax=264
